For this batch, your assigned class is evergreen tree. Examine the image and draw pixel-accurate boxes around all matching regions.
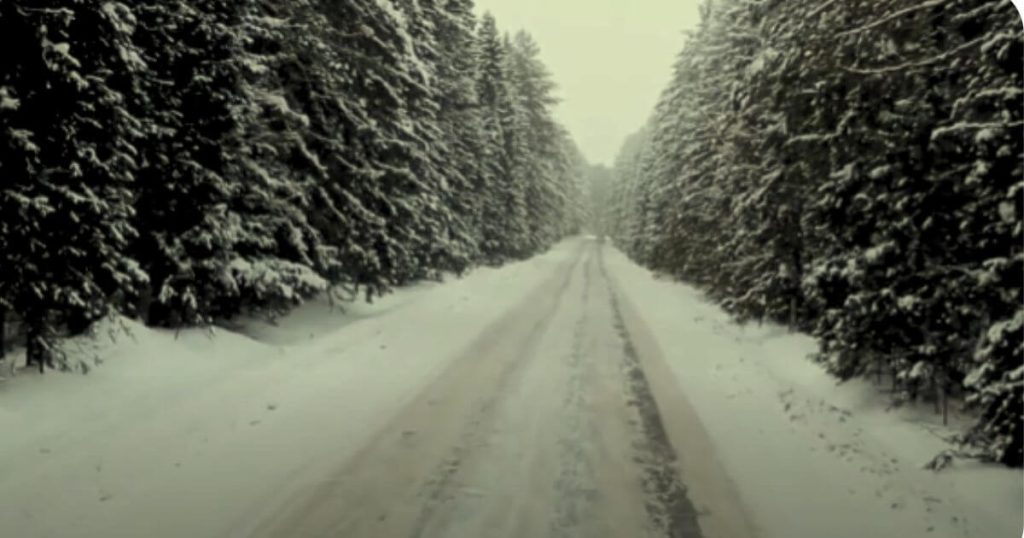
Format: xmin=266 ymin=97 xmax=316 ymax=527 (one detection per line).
xmin=0 ymin=2 xmax=587 ymax=377
xmin=508 ymin=31 xmax=562 ymax=250
xmin=130 ymin=0 xmax=274 ymax=326
xmin=0 ymin=1 xmax=147 ymax=370
xmin=940 ymin=0 xmax=1023 ymax=466
xmin=608 ymin=0 xmax=1024 ymax=466
xmin=425 ymin=0 xmax=488 ymax=267
xmin=475 ymin=14 xmax=525 ymax=263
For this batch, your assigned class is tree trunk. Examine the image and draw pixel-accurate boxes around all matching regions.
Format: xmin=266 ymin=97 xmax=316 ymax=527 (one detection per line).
xmin=25 ymin=310 xmax=52 ymax=374
xmin=0 ymin=306 xmax=5 ymax=362
xmin=788 ymin=296 xmax=798 ymax=332
xmin=26 ymin=315 xmax=44 ymax=374
xmin=941 ymin=385 xmax=949 ymax=426
xmin=788 ymin=194 xmax=805 ymax=333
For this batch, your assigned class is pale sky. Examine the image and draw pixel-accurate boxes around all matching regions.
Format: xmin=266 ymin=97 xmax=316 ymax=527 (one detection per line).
xmin=473 ymin=0 xmax=702 ymax=166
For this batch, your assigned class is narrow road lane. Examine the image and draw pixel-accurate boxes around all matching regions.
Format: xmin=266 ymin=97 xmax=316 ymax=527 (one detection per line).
xmin=249 ymin=240 xmax=746 ymax=538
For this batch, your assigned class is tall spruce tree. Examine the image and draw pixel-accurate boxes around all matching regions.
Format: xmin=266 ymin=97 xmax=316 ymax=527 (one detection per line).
xmin=475 ymin=14 xmax=521 ymax=263
xmin=0 ymin=2 xmax=587 ymax=376
xmin=0 ymin=2 xmax=147 ymax=370
xmin=608 ymin=0 xmax=1024 ymax=466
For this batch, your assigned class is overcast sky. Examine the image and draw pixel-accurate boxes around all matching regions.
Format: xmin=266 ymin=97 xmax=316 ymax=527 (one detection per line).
xmin=473 ymin=0 xmax=702 ymax=166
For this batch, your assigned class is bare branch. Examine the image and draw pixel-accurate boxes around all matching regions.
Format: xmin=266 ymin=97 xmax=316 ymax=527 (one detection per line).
xmin=842 ymin=36 xmax=986 ymax=75
xmin=837 ymin=0 xmax=947 ymax=37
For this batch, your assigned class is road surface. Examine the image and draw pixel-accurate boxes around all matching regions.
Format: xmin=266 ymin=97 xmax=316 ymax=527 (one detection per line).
xmin=245 ymin=239 xmax=752 ymax=538
xmin=6 ymin=238 xmax=1010 ymax=538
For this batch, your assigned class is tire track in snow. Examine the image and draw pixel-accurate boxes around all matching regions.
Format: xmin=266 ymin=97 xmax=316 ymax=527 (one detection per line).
xmin=246 ymin=244 xmax=588 ymax=538
xmin=549 ymin=249 xmax=600 ymax=537
xmin=598 ymin=247 xmax=704 ymax=538
xmin=406 ymin=246 xmax=586 ymax=538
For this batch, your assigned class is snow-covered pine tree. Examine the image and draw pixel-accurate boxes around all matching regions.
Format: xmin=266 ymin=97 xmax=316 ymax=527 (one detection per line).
xmin=0 ymin=2 xmax=147 ymax=370
xmin=319 ymin=0 xmax=447 ymax=287
xmin=424 ymin=0 xmax=487 ymax=268
xmin=498 ymin=31 xmax=534 ymax=259
xmin=130 ymin=0 xmax=256 ymax=326
xmin=799 ymin=0 xmax=946 ymax=388
xmin=608 ymin=126 xmax=653 ymax=259
xmin=266 ymin=0 xmax=395 ymax=302
xmin=550 ymin=126 xmax=587 ymax=238
xmin=0 ymin=0 xmax=590 ymax=373
xmin=227 ymin=1 xmax=339 ymax=315
xmin=799 ymin=0 xmax=1020 ymax=426
xmin=584 ymin=164 xmax=615 ymax=237
xmin=507 ymin=31 xmax=563 ymax=251
xmin=378 ymin=0 xmax=461 ymax=280
xmin=621 ymin=0 xmax=758 ymax=301
xmin=475 ymin=14 xmax=525 ymax=263
xmin=936 ymin=0 xmax=1023 ymax=466
xmin=720 ymin=0 xmax=819 ymax=327
xmin=130 ymin=0 xmax=335 ymax=327
xmin=607 ymin=0 xmax=1024 ymax=466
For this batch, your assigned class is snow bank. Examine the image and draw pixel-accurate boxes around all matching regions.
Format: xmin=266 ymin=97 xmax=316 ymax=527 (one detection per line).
xmin=602 ymin=246 xmax=1023 ymax=538
xmin=0 ymin=241 xmax=582 ymax=538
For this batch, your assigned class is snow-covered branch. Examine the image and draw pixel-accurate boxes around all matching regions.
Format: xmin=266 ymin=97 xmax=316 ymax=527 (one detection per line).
xmin=842 ymin=35 xmax=987 ymax=75
xmin=836 ymin=0 xmax=947 ymax=37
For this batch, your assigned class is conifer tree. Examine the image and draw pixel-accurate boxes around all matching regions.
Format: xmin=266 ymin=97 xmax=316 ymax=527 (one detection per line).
xmin=608 ymin=0 xmax=1023 ymax=465
xmin=0 ymin=1 xmax=147 ymax=369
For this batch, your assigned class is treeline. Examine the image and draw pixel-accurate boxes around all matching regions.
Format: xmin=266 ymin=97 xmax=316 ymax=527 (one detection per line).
xmin=605 ymin=0 xmax=1023 ymax=466
xmin=0 ymin=2 xmax=584 ymax=369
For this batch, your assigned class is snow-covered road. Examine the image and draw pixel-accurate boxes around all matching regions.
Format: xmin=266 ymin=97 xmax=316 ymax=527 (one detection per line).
xmin=244 ymin=237 xmax=748 ymax=538
xmin=1 ymin=237 xmax=1020 ymax=538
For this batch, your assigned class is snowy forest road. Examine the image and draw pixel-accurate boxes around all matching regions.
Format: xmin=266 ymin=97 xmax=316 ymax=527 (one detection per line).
xmin=245 ymin=239 xmax=752 ymax=538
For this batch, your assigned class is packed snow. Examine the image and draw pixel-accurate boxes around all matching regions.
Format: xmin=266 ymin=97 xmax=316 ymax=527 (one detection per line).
xmin=0 ymin=238 xmax=1020 ymax=538
xmin=602 ymin=246 xmax=1023 ymax=538
xmin=0 ymin=245 xmax=574 ymax=537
